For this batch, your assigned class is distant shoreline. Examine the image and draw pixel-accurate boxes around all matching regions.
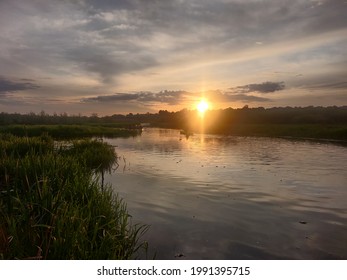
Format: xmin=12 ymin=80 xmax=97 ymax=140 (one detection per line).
xmin=1 ymin=106 xmax=346 ymax=142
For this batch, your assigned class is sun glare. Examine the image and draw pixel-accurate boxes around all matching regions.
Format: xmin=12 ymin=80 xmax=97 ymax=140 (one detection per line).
xmin=197 ymin=99 xmax=209 ymax=114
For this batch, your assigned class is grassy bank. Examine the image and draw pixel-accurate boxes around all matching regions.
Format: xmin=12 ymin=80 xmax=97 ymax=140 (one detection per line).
xmin=0 ymin=135 xmax=148 ymax=259
xmin=0 ymin=124 xmax=141 ymax=139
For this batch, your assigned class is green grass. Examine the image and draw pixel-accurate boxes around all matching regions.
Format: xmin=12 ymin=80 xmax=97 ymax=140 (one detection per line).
xmin=0 ymin=135 xmax=148 ymax=259
xmin=61 ymin=139 xmax=118 ymax=174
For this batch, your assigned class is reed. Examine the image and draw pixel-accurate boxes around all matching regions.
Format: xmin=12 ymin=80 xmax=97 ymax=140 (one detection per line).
xmin=0 ymin=136 xmax=148 ymax=259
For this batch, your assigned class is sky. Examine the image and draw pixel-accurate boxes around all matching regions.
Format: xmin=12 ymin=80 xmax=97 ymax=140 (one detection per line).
xmin=0 ymin=0 xmax=346 ymax=116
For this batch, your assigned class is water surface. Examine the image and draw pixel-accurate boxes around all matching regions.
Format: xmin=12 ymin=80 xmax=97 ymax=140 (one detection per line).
xmin=105 ymin=128 xmax=347 ymax=259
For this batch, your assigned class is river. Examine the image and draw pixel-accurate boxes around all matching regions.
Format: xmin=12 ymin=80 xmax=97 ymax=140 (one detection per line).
xmin=105 ymin=128 xmax=347 ymax=259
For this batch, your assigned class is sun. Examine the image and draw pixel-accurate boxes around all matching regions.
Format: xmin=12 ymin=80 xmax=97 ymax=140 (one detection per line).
xmin=197 ymin=99 xmax=209 ymax=114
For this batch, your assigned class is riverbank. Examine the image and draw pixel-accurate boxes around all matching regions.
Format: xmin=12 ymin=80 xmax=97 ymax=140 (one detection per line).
xmin=0 ymin=134 xmax=148 ymax=259
xmin=0 ymin=124 xmax=141 ymax=139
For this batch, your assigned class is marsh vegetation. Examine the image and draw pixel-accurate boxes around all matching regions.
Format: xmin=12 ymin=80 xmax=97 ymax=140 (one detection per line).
xmin=0 ymin=134 xmax=148 ymax=259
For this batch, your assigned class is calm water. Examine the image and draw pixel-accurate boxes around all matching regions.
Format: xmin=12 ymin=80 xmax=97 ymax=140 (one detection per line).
xmin=105 ymin=128 xmax=347 ymax=259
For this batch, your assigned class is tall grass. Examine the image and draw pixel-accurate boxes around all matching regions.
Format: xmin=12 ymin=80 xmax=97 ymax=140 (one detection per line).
xmin=60 ymin=139 xmax=119 ymax=189
xmin=62 ymin=139 xmax=118 ymax=174
xmin=0 ymin=135 xmax=148 ymax=259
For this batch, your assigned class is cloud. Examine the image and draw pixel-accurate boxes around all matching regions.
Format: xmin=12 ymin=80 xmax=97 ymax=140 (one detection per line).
xmin=0 ymin=76 xmax=40 ymax=94
xmin=207 ymin=90 xmax=271 ymax=103
xmin=231 ymin=82 xmax=285 ymax=94
xmin=65 ymin=46 xmax=158 ymax=83
xmin=84 ymin=93 xmax=139 ymax=102
xmin=0 ymin=0 xmax=346 ymax=114
xmin=223 ymin=94 xmax=271 ymax=103
xmin=82 ymin=90 xmax=187 ymax=105
xmin=304 ymin=81 xmax=347 ymax=90
xmin=84 ymin=89 xmax=272 ymax=107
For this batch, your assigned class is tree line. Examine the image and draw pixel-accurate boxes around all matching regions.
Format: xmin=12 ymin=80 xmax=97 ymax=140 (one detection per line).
xmin=1 ymin=106 xmax=346 ymax=127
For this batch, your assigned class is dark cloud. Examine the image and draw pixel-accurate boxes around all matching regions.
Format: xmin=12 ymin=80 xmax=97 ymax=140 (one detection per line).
xmin=197 ymin=89 xmax=270 ymax=103
xmin=83 ymin=90 xmax=187 ymax=105
xmin=209 ymin=90 xmax=271 ymax=103
xmin=85 ymin=93 xmax=139 ymax=102
xmin=231 ymin=82 xmax=285 ymax=94
xmin=224 ymin=94 xmax=271 ymax=103
xmin=0 ymin=76 xmax=40 ymax=94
